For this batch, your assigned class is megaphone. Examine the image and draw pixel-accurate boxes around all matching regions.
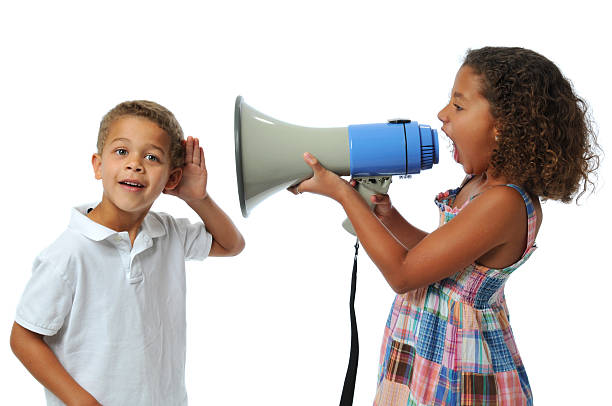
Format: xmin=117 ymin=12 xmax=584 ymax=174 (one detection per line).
xmin=235 ymin=96 xmax=439 ymax=232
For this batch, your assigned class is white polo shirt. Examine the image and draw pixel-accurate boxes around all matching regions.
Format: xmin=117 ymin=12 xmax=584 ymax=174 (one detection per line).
xmin=15 ymin=205 xmax=212 ymax=406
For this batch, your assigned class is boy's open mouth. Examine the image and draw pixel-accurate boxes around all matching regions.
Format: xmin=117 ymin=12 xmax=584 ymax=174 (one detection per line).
xmin=119 ymin=181 xmax=144 ymax=188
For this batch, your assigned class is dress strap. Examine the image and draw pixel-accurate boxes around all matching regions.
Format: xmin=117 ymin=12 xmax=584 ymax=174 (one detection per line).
xmin=504 ymin=184 xmax=537 ymax=255
xmin=451 ymin=175 xmax=475 ymax=210
xmin=459 ymin=174 xmax=474 ymax=188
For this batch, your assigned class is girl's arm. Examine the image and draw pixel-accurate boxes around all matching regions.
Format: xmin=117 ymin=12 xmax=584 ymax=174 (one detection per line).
xmin=295 ymin=153 xmax=526 ymax=293
xmin=369 ymin=192 xmax=428 ymax=250
xmin=10 ymin=322 xmax=101 ymax=406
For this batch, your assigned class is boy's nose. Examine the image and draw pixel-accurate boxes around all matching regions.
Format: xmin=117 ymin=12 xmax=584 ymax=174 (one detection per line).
xmin=126 ymin=162 xmax=143 ymax=172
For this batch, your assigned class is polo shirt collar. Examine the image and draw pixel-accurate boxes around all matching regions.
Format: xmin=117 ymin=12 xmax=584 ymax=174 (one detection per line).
xmin=140 ymin=211 xmax=165 ymax=239
xmin=69 ymin=204 xmax=166 ymax=241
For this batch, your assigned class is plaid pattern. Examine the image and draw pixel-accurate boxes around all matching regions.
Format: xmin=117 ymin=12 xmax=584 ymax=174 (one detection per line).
xmin=417 ymin=311 xmax=447 ymax=364
xmin=434 ymin=366 xmax=460 ymax=405
xmin=374 ymin=183 xmax=536 ymax=406
xmin=386 ymin=340 xmax=417 ymax=385
xmin=461 ymin=373 xmax=497 ymax=405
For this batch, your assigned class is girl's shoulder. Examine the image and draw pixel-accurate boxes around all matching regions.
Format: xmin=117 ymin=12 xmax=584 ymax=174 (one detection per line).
xmin=481 ymin=184 xmax=542 ymax=231
xmin=463 ymin=181 xmax=540 ymax=226
xmin=468 ymin=185 xmax=542 ymax=268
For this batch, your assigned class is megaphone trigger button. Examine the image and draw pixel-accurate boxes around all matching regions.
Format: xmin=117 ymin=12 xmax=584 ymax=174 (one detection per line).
xmin=388 ymin=119 xmax=411 ymax=124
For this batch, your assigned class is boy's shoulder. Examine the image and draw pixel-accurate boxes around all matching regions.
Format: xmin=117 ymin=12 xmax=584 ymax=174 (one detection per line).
xmin=145 ymin=210 xmax=207 ymax=237
xmin=142 ymin=210 xmax=175 ymax=233
xmin=33 ymin=205 xmax=107 ymax=277
xmin=146 ymin=210 xmax=212 ymax=261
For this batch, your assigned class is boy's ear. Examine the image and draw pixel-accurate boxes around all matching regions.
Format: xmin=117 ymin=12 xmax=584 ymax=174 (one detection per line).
xmin=92 ymin=153 xmax=103 ymax=180
xmin=164 ymin=167 xmax=183 ymax=191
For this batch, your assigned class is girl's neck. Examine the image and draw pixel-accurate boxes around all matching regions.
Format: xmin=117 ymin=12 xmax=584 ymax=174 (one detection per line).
xmin=472 ymin=169 xmax=509 ymax=189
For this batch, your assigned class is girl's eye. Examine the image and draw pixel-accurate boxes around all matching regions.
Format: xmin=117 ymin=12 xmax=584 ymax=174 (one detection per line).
xmin=115 ymin=148 xmax=128 ymax=156
xmin=145 ymin=154 xmax=159 ymax=162
xmin=453 ymin=104 xmax=463 ymax=111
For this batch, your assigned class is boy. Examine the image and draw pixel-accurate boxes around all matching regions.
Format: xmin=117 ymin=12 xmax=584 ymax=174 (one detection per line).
xmin=10 ymin=100 xmax=245 ymax=405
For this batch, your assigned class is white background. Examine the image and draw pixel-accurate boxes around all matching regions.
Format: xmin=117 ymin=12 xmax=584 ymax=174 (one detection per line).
xmin=1 ymin=1 xmax=609 ymax=404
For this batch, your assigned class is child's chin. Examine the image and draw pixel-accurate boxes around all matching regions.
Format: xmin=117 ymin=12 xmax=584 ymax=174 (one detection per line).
xmin=114 ymin=201 xmax=152 ymax=214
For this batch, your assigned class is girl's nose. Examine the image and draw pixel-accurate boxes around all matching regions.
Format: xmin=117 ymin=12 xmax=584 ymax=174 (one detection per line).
xmin=437 ymin=105 xmax=448 ymax=123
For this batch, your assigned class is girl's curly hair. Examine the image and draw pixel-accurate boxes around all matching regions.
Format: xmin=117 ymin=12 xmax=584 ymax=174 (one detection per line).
xmin=464 ymin=47 xmax=600 ymax=202
xmin=97 ymin=100 xmax=185 ymax=168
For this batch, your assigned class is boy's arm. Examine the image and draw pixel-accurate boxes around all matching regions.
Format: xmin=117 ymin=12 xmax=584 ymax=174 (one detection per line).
xmin=186 ymin=195 xmax=245 ymax=257
xmin=164 ymin=136 xmax=245 ymax=257
xmin=10 ymin=322 xmax=101 ymax=406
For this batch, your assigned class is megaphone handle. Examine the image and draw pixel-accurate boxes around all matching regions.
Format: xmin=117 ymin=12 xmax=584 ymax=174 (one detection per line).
xmin=342 ymin=177 xmax=392 ymax=235
xmin=355 ymin=176 xmax=392 ymax=208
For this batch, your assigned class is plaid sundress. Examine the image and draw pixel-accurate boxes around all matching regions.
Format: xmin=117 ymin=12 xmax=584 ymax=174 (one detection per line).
xmin=374 ymin=182 xmax=536 ymax=406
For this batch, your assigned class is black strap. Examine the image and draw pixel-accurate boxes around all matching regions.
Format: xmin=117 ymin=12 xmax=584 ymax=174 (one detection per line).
xmin=340 ymin=238 xmax=360 ymax=406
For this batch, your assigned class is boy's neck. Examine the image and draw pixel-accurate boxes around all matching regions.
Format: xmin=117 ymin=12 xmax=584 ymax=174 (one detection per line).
xmin=86 ymin=199 xmax=150 ymax=246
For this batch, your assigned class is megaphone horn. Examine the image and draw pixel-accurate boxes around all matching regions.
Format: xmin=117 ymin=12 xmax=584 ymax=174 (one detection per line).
xmin=234 ymin=96 xmax=439 ymax=219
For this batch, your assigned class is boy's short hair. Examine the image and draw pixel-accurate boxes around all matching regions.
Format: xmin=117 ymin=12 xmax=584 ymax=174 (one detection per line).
xmin=98 ymin=100 xmax=185 ymax=168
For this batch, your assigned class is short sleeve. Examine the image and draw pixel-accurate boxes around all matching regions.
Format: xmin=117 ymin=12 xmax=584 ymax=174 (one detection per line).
xmin=15 ymin=257 xmax=74 ymax=336
xmin=174 ymin=218 xmax=213 ymax=261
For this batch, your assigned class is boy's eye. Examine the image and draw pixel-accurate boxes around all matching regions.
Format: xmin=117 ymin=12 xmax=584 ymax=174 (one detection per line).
xmin=453 ymin=103 xmax=463 ymax=111
xmin=145 ymin=154 xmax=159 ymax=162
xmin=115 ymin=148 xmax=128 ymax=156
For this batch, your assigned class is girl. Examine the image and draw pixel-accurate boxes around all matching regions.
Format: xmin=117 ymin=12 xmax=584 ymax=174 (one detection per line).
xmin=290 ymin=47 xmax=599 ymax=405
